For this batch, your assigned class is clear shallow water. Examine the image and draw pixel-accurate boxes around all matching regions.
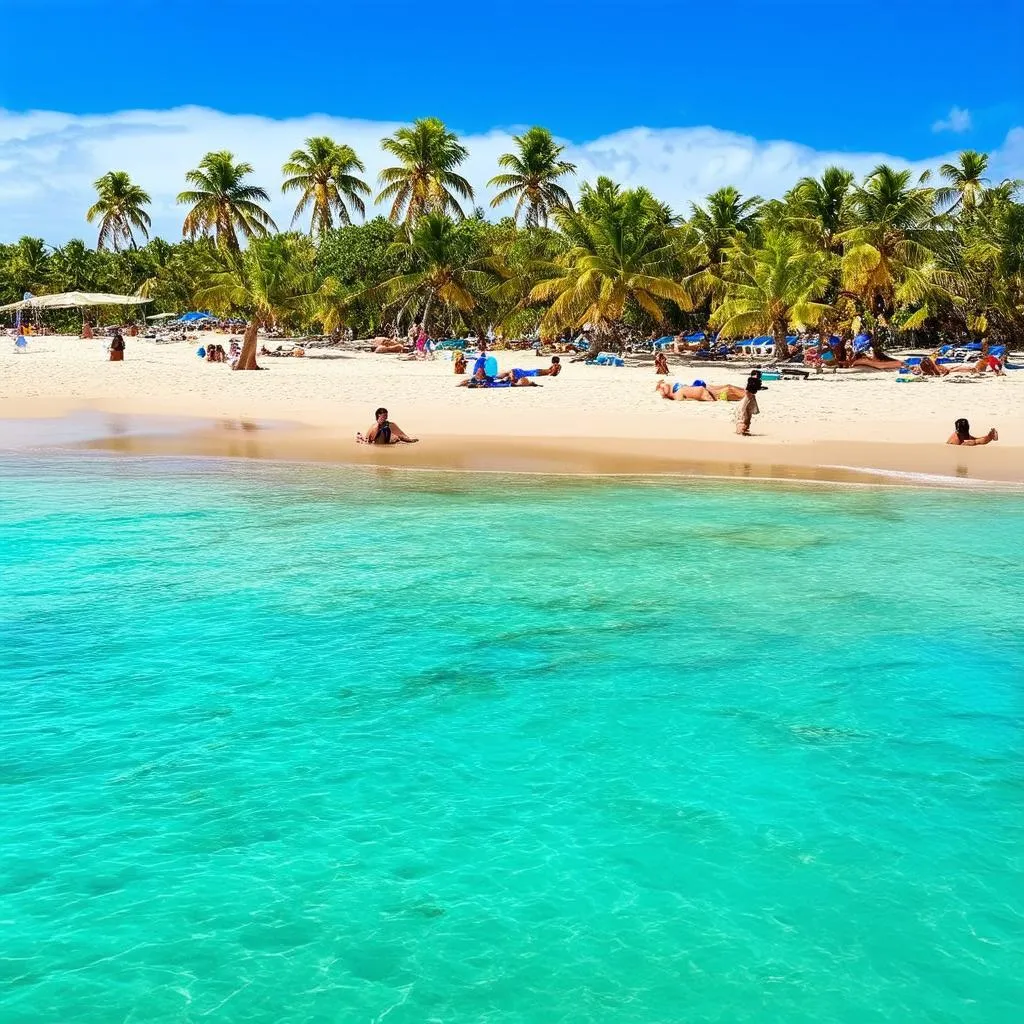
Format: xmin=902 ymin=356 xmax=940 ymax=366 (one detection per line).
xmin=1 ymin=456 xmax=1023 ymax=1024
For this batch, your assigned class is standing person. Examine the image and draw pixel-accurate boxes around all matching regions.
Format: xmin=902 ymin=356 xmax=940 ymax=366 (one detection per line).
xmin=946 ymin=419 xmax=998 ymax=446
xmin=736 ymin=371 xmax=762 ymax=436
xmin=109 ymin=332 xmax=126 ymax=362
xmin=415 ymin=325 xmax=427 ymax=358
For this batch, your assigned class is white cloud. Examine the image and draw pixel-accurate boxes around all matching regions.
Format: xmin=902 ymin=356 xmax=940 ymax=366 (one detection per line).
xmin=0 ymin=105 xmax=1019 ymax=245
xmin=932 ymin=106 xmax=972 ymax=133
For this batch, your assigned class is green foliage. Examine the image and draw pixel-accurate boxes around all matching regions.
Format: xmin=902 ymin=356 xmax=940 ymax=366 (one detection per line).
xmin=178 ymin=151 xmax=277 ymax=250
xmin=711 ymin=229 xmax=833 ymax=357
xmin=2 ymin=141 xmax=1023 ymax=348
xmin=86 ymin=171 xmax=152 ymax=251
xmin=282 ymin=137 xmax=370 ymax=237
xmin=376 ymin=118 xmax=474 ymax=225
xmin=530 ymin=177 xmax=691 ymax=339
xmin=366 ymin=213 xmax=504 ymax=336
xmin=197 ymin=233 xmax=317 ymax=330
xmin=488 ymin=127 xmax=576 ymax=228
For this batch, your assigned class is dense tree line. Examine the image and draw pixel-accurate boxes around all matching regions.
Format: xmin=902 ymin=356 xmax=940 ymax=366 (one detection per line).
xmin=1 ymin=119 xmax=1021 ymax=350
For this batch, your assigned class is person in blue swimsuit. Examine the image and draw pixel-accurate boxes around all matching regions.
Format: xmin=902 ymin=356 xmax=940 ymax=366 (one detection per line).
xmin=494 ymin=356 xmax=562 ymax=386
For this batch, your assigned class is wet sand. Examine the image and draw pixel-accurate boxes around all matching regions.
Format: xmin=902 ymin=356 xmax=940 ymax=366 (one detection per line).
xmin=2 ymin=411 xmax=1020 ymax=489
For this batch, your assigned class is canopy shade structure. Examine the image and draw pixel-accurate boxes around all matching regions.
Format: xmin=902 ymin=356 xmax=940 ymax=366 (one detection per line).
xmin=179 ymin=312 xmax=215 ymax=322
xmin=146 ymin=312 xmax=178 ymax=321
xmin=0 ymin=291 xmax=152 ymax=312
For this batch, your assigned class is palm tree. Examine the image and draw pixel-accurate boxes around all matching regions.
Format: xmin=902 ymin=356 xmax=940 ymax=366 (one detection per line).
xmin=50 ymin=240 xmax=97 ymax=291
xmin=530 ymin=178 xmax=690 ymax=340
xmin=488 ymin=126 xmax=576 ymax=227
xmin=682 ymin=186 xmax=764 ymax=305
xmin=710 ymin=230 xmax=832 ymax=359
xmin=86 ymin=171 xmax=152 ymax=251
xmin=936 ymin=151 xmax=991 ymax=218
xmin=782 ymin=167 xmax=856 ymax=343
xmin=373 ymin=212 xmax=501 ymax=334
xmin=376 ymin=118 xmax=474 ymax=225
xmin=786 ymin=167 xmax=854 ymax=255
xmin=6 ymin=237 xmax=51 ymax=295
xmin=840 ymin=164 xmax=949 ymax=333
xmin=281 ymin=137 xmax=370 ymax=237
xmin=198 ymin=234 xmax=318 ymax=369
xmin=689 ymin=187 xmax=763 ymax=259
xmin=178 ymin=151 xmax=277 ymax=251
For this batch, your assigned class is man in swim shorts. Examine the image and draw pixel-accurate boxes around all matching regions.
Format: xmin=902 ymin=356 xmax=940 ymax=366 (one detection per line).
xmin=494 ymin=356 xmax=562 ymax=386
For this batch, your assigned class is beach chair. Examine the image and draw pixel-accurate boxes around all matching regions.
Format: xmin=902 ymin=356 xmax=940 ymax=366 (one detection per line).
xmin=694 ymin=342 xmax=732 ymax=361
xmin=852 ymin=333 xmax=873 ymax=356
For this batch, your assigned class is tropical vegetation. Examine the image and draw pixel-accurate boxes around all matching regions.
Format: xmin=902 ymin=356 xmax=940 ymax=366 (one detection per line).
xmin=281 ymin=137 xmax=370 ymax=237
xmin=86 ymin=171 xmax=152 ymax=251
xmin=178 ymin=151 xmax=277 ymax=250
xmin=488 ymin=127 xmax=576 ymax=228
xmin=1 ymin=123 xmax=1022 ymax=349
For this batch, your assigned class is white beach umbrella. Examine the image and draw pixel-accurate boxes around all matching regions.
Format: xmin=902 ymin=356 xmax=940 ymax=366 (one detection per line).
xmin=0 ymin=291 xmax=152 ymax=311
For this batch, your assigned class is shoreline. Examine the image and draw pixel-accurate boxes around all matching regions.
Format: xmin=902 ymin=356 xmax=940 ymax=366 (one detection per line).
xmin=2 ymin=408 xmax=1022 ymax=490
xmin=2 ymin=341 xmax=1021 ymax=488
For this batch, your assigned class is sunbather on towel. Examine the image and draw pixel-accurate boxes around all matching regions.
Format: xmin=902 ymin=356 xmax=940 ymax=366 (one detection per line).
xmin=656 ymin=380 xmax=747 ymax=402
xmin=494 ymin=356 xmax=562 ymax=385
xmin=915 ymin=355 xmax=1004 ymax=377
xmin=946 ymin=418 xmax=998 ymax=446
xmin=850 ymin=353 xmax=904 ymax=370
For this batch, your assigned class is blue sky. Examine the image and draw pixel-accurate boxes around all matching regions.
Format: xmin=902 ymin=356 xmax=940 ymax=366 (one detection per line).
xmin=6 ymin=0 xmax=1022 ymax=155
xmin=1 ymin=0 xmax=1022 ymax=243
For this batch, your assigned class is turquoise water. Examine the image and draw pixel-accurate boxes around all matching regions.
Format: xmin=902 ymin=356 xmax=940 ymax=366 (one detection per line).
xmin=2 ymin=456 xmax=1023 ymax=1023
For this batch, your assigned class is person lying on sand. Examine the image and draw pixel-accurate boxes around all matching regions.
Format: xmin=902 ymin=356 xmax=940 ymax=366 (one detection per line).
xmin=850 ymin=353 xmax=905 ymax=371
xmin=494 ymin=356 xmax=562 ymax=385
xmin=374 ymin=337 xmax=407 ymax=354
xmin=914 ymin=355 xmax=1004 ymax=377
xmin=946 ymin=418 xmax=998 ymax=446
xmin=656 ymin=379 xmax=747 ymax=402
xmin=357 ymin=407 xmax=419 ymax=445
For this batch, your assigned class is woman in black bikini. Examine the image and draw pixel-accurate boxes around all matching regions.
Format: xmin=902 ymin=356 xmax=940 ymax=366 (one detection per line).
xmin=364 ymin=407 xmax=419 ymax=444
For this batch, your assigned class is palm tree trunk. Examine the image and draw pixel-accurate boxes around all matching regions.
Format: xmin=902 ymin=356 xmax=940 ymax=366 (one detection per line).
xmin=234 ymin=321 xmax=261 ymax=371
xmin=421 ymin=291 xmax=434 ymax=335
xmin=773 ymin=324 xmax=790 ymax=361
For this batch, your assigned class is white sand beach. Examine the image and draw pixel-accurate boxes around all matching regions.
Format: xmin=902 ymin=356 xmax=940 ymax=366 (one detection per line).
xmin=2 ymin=334 xmax=1022 ymax=483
